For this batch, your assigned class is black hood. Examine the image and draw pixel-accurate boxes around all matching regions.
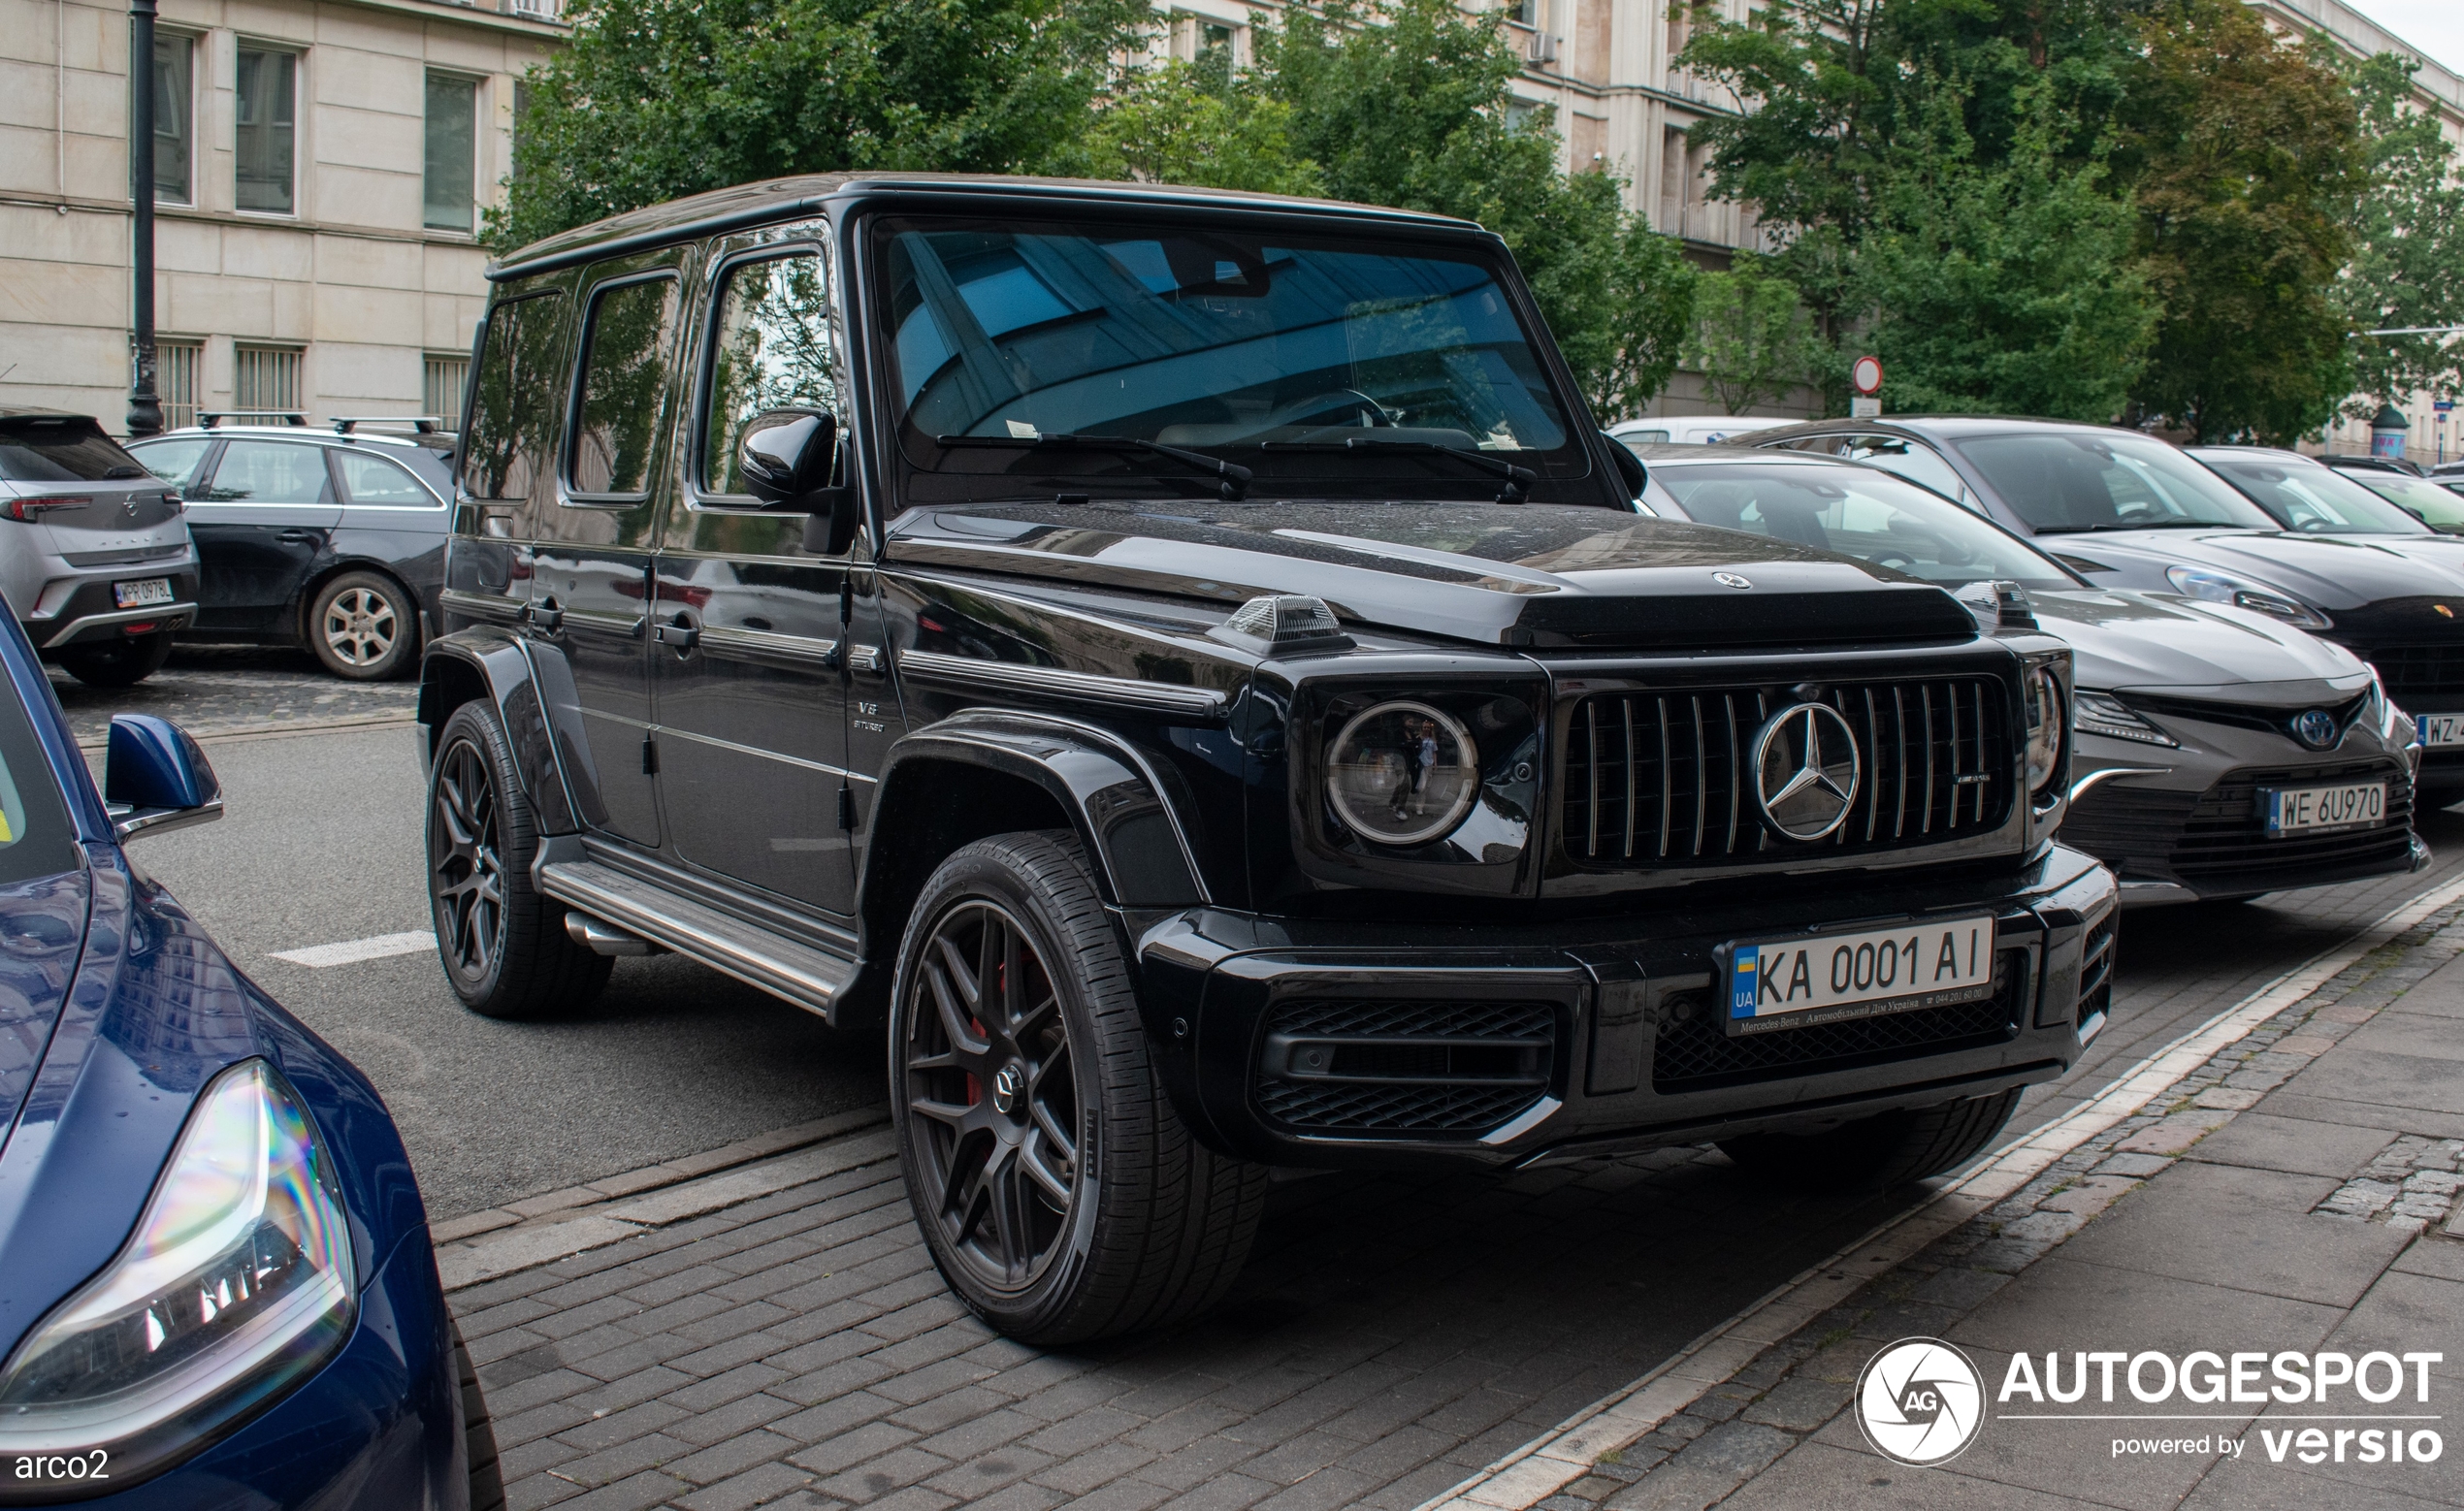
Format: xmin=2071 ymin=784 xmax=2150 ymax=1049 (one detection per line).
xmin=2046 ymin=528 xmax=2464 ymax=614
xmin=886 ymin=499 xmax=1980 ymax=650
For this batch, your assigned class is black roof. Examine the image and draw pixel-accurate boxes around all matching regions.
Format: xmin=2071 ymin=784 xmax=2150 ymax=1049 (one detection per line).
xmin=492 ymin=173 xmax=1485 ymax=282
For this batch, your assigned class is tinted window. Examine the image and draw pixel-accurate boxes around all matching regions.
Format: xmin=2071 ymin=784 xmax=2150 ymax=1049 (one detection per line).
xmin=336 ymin=450 xmax=438 ymax=506
xmin=703 ymin=253 xmax=841 ymax=496
xmin=1654 ymin=460 xmax=2075 ymax=592
xmin=2198 ymin=454 xmax=2427 ymax=535
xmin=2350 ymin=470 xmax=2464 ymax=530
xmin=460 ymin=291 xmax=566 ymax=500
xmin=1836 ymin=434 xmax=1972 ymax=507
xmin=128 ymin=437 xmax=214 ymax=489
xmin=0 ymin=679 xmax=80 ymax=887
xmin=205 ymin=440 xmax=331 ymax=503
xmin=569 ymin=277 xmax=679 ymax=498
xmin=1954 ymin=432 xmax=2274 ymax=531
xmin=880 ymin=216 xmax=1579 ymax=500
xmin=0 ymin=417 xmax=148 ymax=483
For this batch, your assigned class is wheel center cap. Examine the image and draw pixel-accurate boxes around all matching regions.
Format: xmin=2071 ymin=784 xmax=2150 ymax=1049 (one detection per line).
xmin=990 ymin=1062 xmax=1024 ymax=1115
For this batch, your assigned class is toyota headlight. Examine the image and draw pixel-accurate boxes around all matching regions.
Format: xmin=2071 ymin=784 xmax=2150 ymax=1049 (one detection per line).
xmin=1325 ymin=700 xmax=1480 ymax=846
xmin=0 ymin=1060 xmax=356 ymax=1496
xmin=2164 ymin=566 xmax=2331 ymax=629
xmin=2025 ymin=666 xmax=2065 ymax=797
xmin=2072 ymin=690 xmax=2179 ymax=749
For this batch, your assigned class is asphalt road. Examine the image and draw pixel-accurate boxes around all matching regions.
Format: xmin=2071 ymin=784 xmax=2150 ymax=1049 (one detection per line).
xmin=75 ymin=656 xmax=2464 ymax=1230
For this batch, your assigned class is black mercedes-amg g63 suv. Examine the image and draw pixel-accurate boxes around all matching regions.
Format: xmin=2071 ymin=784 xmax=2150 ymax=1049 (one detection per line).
xmin=418 ymin=174 xmax=2116 ymax=1343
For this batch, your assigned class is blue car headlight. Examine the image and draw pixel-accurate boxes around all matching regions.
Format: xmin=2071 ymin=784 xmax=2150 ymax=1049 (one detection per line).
xmin=0 ymin=1059 xmax=356 ymax=1497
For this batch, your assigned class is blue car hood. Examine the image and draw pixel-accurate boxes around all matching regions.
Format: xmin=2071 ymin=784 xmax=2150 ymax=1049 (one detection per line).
xmin=0 ymin=871 xmax=87 ymax=1141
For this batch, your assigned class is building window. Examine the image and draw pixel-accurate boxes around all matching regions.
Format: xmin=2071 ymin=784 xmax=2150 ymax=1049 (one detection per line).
xmin=234 ymin=344 xmax=303 ymax=416
xmin=152 ymin=35 xmax=193 ymax=205
xmin=235 ymin=47 xmax=297 ymax=215
xmin=424 ymin=353 xmax=470 ymax=430
xmin=158 ymin=340 xmax=201 ymax=430
xmin=424 ymin=72 xmax=478 ymax=234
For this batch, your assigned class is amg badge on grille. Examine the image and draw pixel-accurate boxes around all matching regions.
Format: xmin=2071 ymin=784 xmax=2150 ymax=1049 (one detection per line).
xmin=1753 ymin=703 xmax=1862 ymax=840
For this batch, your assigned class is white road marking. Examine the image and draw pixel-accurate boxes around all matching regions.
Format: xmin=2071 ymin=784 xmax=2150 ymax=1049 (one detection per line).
xmin=269 ymin=930 xmax=437 ymax=968
xmin=1419 ymin=871 xmax=2464 ymax=1511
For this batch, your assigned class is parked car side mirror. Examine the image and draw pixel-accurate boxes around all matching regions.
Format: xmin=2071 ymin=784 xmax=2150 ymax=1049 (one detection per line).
xmin=104 ymin=714 xmax=224 ymax=843
xmin=739 ymin=407 xmax=860 ymax=556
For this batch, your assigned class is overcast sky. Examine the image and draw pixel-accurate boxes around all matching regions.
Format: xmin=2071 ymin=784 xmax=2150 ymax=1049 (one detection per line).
xmin=2350 ymin=1 xmax=2464 ymax=78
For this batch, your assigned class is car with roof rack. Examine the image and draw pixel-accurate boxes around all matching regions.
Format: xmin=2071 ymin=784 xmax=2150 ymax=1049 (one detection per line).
xmin=416 ymin=172 xmax=2116 ymax=1343
xmin=0 ymin=406 xmax=200 ymax=688
xmin=124 ymin=415 xmax=457 ymax=680
xmin=1748 ymin=416 xmax=2464 ymax=802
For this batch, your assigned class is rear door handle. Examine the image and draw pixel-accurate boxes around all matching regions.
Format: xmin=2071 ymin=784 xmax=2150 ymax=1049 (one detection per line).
xmin=276 ymin=529 xmax=318 ymax=544
xmin=654 ymin=615 xmax=699 ymax=650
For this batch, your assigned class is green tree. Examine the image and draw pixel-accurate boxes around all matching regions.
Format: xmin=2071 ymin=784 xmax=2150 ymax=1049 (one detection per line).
xmin=1057 ymin=62 xmax=1324 ymax=196
xmin=1683 ymin=252 xmax=1827 ymax=414
xmin=2115 ymin=0 xmax=2362 ymax=442
xmin=2336 ymin=50 xmax=2464 ymax=417
xmin=489 ymin=0 xmax=1149 ymax=251
xmin=1848 ymin=79 xmax=2152 ymax=419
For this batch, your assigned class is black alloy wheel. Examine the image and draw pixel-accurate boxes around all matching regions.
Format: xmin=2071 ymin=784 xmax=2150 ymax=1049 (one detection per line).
xmin=890 ymin=832 xmax=1267 ymax=1343
xmin=425 ymin=701 xmax=609 ymax=1018
xmin=902 ymin=899 xmax=1082 ymax=1292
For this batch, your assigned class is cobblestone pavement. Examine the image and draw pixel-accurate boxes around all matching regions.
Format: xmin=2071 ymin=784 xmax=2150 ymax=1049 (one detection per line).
xmin=1495 ymin=893 xmax=2464 ymax=1511
xmin=46 ymin=641 xmax=415 ymax=746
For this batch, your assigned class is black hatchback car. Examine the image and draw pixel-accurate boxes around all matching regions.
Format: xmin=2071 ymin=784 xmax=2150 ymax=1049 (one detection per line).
xmin=126 ymin=420 xmax=454 ymax=680
xmin=1753 ymin=417 xmax=2464 ymax=800
xmin=418 ymin=174 xmax=2116 ymax=1344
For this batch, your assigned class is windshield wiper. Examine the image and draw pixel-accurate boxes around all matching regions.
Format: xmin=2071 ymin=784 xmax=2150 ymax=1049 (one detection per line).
xmin=1261 ymin=436 xmax=1538 ymax=502
xmin=936 ymin=433 xmax=1252 ymax=500
xmin=2031 ymin=520 xmax=2248 ymax=533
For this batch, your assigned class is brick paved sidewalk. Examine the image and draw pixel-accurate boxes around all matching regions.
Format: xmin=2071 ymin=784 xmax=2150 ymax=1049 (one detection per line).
xmin=1496 ymin=897 xmax=2464 ymax=1511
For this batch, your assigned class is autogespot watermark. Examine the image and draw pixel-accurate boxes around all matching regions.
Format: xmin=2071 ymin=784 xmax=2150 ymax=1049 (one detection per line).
xmin=1857 ymin=1339 xmax=2447 ymax=1474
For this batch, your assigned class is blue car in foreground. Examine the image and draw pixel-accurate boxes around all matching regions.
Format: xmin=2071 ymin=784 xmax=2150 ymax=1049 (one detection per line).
xmin=0 ymin=608 xmax=493 ymax=1506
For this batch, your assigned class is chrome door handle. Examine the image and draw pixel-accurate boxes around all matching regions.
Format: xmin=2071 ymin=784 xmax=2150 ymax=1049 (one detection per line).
xmin=654 ymin=616 xmax=699 ymax=650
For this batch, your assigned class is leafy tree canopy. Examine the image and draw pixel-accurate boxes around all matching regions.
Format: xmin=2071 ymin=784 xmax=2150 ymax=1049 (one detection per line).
xmin=2335 ymin=50 xmax=2464 ymax=415
xmin=1683 ymin=252 xmax=1827 ymax=416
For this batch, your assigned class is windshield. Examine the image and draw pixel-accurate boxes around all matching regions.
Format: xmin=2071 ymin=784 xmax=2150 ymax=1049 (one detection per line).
xmin=1652 ymin=460 xmax=2076 ymax=591
xmin=2349 ymin=470 xmax=2464 ymax=531
xmin=877 ymin=215 xmax=1590 ymax=503
xmin=1954 ymin=431 xmax=2275 ymax=532
xmin=0 ymin=416 xmax=148 ymax=484
xmin=2195 ymin=452 xmax=2429 ymax=535
xmin=0 ymin=673 xmax=79 ymax=887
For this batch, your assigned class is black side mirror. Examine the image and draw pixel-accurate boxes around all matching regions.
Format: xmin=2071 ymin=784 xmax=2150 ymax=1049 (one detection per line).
xmin=737 ymin=407 xmax=859 ymax=555
xmin=1605 ymin=434 xmax=1648 ymax=502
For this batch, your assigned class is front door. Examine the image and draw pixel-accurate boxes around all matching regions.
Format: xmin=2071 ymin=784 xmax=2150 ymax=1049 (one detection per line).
xmin=651 ymin=231 xmax=860 ymax=916
xmin=530 ymin=257 xmax=688 ymax=851
xmin=187 ymin=437 xmax=342 ymax=634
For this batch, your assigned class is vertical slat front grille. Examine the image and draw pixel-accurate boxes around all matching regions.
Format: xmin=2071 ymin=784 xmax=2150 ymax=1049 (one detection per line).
xmin=2364 ymin=644 xmax=2464 ymax=700
xmin=1563 ymin=678 xmax=2015 ymax=868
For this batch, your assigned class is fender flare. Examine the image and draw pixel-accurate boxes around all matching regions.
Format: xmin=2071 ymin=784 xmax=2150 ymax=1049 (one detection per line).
xmin=861 ymin=711 xmax=1211 ymax=919
xmin=415 ymin=629 xmax=581 ymax=835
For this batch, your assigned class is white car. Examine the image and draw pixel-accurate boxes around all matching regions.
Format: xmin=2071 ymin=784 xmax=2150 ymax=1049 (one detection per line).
xmin=1610 ymin=414 xmax=1802 ymax=447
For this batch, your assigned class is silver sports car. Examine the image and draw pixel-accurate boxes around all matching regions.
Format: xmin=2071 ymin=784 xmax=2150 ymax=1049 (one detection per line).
xmin=1635 ymin=444 xmax=2427 ymax=906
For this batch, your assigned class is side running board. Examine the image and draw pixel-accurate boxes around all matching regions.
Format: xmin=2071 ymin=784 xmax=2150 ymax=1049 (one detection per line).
xmin=537 ymin=859 xmax=857 ymax=1020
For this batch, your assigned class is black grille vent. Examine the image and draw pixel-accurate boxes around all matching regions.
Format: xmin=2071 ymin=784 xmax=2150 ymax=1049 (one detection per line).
xmin=1651 ymin=953 xmax=2025 ymax=1093
xmin=2363 ymin=643 xmax=2464 ymax=700
xmin=1254 ymin=999 xmax=1555 ymax=1136
xmin=2076 ymin=914 xmax=2117 ymax=1029
xmin=2065 ymin=760 xmax=2412 ymax=884
xmin=1562 ymin=679 xmax=2013 ymax=868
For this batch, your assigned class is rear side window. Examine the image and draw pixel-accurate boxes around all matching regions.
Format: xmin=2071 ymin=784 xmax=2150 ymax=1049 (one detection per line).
xmin=336 ymin=450 xmax=438 ymax=506
xmin=461 ymin=291 xmax=567 ymax=500
xmin=130 ymin=437 xmax=215 ymax=490
xmin=205 ymin=441 xmax=333 ymax=503
xmin=0 ymin=682 xmax=79 ymax=887
xmin=0 ymin=417 xmax=148 ymax=483
xmin=568 ymin=276 xmax=680 ymax=498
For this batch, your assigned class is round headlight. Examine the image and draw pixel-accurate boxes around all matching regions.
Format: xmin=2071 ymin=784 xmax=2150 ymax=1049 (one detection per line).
xmin=1326 ymin=700 xmax=1480 ymax=847
xmin=2025 ymin=667 xmax=2065 ymax=796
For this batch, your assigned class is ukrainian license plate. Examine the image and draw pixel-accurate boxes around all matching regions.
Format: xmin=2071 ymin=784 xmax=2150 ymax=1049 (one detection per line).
xmin=1725 ymin=915 xmax=1996 ymax=1036
xmin=2417 ymin=714 xmax=2464 ymax=748
xmin=113 ymin=577 xmax=174 ymax=608
xmin=2261 ymin=782 xmax=2385 ymax=837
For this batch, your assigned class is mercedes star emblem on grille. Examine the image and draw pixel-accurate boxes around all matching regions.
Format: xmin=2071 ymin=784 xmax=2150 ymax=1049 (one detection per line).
xmin=1713 ymin=571 xmax=1753 ymax=590
xmin=2292 ymin=709 xmax=2341 ymax=750
xmin=1753 ymin=702 xmax=1862 ymax=840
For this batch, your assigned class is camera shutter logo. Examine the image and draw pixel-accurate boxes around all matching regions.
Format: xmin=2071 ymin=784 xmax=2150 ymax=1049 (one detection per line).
xmin=1857 ymin=1337 xmax=1986 ymax=1466
xmin=1752 ymin=702 xmax=1862 ymax=840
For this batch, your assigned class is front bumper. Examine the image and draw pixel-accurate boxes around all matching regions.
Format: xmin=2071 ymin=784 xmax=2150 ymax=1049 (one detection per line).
xmin=1134 ymin=844 xmax=2116 ymax=1169
xmin=72 ymin=1233 xmax=463 ymax=1510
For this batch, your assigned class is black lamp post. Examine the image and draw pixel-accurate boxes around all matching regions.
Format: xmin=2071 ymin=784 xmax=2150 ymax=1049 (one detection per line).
xmin=127 ymin=0 xmax=163 ymax=437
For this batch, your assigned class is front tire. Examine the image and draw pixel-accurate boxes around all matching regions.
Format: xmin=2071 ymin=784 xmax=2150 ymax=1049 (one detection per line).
xmin=56 ymin=630 xmax=175 ymax=687
xmin=891 ymin=831 xmax=1266 ymax=1344
xmin=308 ymin=570 xmax=416 ymax=680
xmin=1718 ymin=1087 xmax=2023 ymax=1189
xmin=426 ymin=701 xmax=610 ymax=1019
